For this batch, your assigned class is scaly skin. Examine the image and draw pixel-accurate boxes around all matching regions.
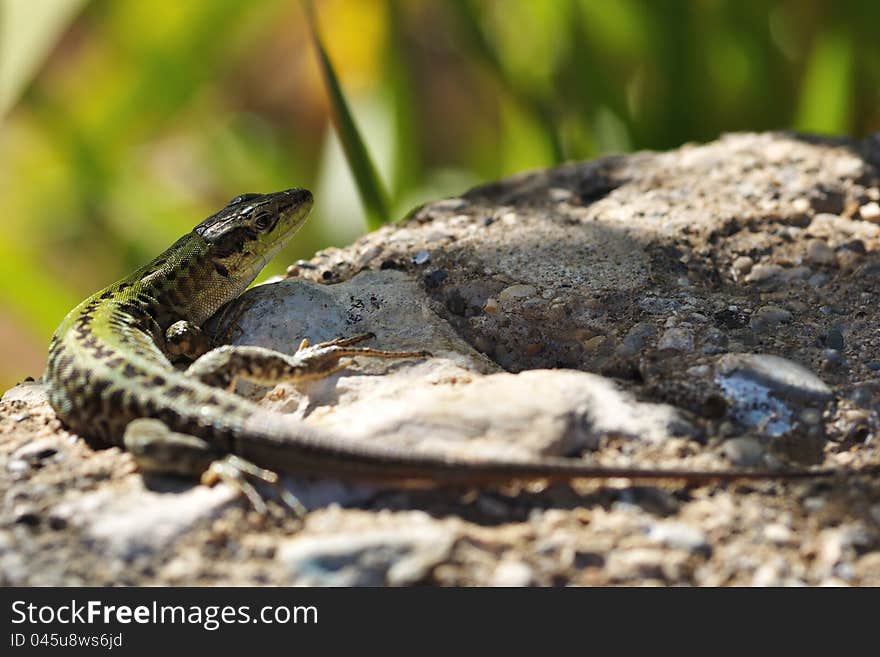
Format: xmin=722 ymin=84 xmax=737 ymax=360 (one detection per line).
xmin=44 ymin=189 xmax=836 ymax=490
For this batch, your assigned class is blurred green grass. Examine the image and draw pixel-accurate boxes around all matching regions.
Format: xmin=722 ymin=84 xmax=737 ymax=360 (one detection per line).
xmin=0 ymin=0 xmax=878 ymax=391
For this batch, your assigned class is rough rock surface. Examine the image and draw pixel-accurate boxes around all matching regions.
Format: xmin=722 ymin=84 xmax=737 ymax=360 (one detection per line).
xmin=4 ymin=132 xmax=880 ymax=586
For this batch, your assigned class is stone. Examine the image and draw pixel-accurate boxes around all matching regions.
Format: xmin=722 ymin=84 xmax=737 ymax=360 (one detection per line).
xmin=658 ymin=327 xmax=694 ymax=351
xmin=622 ymin=321 xmax=656 ymax=353
xmin=806 ymin=240 xmax=837 ymax=266
xmin=498 ymin=284 xmax=537 ymax=301
xmin=491 ymin=560 xmax=535 ymax=587
xmin=279 ymin=516 xmax=454 ymax=586
xmin=301 ymin=369 xmax=695 ymax=457
xmin=646 ymin=522 xmax=709 ymax=554
xmin=715 ymin=353 xmax=832 ymax=403
xmin=714 ymin=353 xmax=831 ymax=437
xmin=59 ymin=481 xmax=238 ymax=560
xmin=744 ymin=263 xmax=784 ymax=284
xmin=749 ymin=305 xmax=792 ymax=333
xmin=732 ymin=256 xmax=754 ymax=277
xmin=860 ymin=201 xmax=880 ymax=222
xmin=721 ymin=437 xmax=765 ymax=467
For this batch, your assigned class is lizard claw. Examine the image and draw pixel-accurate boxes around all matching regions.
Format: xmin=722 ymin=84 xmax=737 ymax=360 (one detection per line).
xmin=202 ymin=455 xmax=306 ymax=517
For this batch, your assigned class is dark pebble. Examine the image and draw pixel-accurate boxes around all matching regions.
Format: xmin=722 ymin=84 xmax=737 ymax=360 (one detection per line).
xmin=15 ymin=512 xmax=40 ymax=527
xmin=849 ymin=382 xmax=879 ymax=408
xmin=445 ymin=289 xmax=467 ymax=316
xmin=821 ymin=327 xmax=845 ymax=350
xmin=379 ymin=258 xmax=406 ymax=270
xmin=842 ymin=239 xmax=866 ymax=254
xmin=809 ymin=187 xmax=846 ymax=215
xmin=48 ymin=516 xmax=67 ymax=531
xmin=822 ymin=349 xmax=845 ymax=369
xmin=714 ymin=309 xmax=749 ymax=329
xmin=424 ymin=270 xmax=448 ymax=289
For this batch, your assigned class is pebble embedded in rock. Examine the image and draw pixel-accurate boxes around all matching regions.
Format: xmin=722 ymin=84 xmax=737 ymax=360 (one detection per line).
xmin=849 ymin=382 xmax=879 ymax=408
xmin=605 ymin=548 xmax=668 ymax=582
xmin=822 ymin=349 xmax=845 ymax=370
xmin=732 ymin=256 xmax=754 ymax=277
xmin=860 ymin=202 xmax=880 ymax=223
xmin=647 ymin=522 xmax=709 ymax=554
xmin=498 ymin=284 xmax=537 ymax=301
xmin=821 ymin=327 xmax=845 ymax=350
xmin=658 ymin=327 xmax=694 ymax=351
xmin=279 ymin=521 xmax=454 ymax=586
xmin=491 ymin=560 xmax=535 ymax=587
xmin=836 ymin=249 xmax=862 ymax=272
xmin=806 ymin=240 xmax=837 ymax=266
xmin=798 ymin=407 xmax=823 ymax=425
xmin=716 ymin=353 xmax=832 ymax=403
xmin=744 ymin=263 xmax=784 ymax=284
xmin=424 ymin=270 xmax=448 ymax=288
xmin=749 ymin=305 xmax=792 ymax=333
xmin=702 ymin=327 xmax=729 ymax=355
xmin=762 ymin=523 xmax=794 ymax=545
xmin=808 ymin=272 xmax=830 ymax=288
xmin=721 ymin=437 xmax=766 ymax=467
xmin=622 ymin=321 xmax=656 ymax=353
xmin=12 ymin=439 xmax=59 ymax=464
xmin=714 ymin=353 xmax=831 ymax=437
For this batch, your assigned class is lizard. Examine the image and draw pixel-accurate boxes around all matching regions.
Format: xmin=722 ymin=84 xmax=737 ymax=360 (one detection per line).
xmin=43 ymin=188 xmax=841 ymax=511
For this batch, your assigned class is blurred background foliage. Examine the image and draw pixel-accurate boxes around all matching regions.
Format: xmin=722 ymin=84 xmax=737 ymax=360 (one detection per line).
xmin=0 ymin=0 xmax=879 ymax=390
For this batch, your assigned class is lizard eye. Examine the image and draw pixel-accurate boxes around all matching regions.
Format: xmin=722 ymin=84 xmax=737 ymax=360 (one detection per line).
xmin=253 ymin=211 xmax=275 ymax=231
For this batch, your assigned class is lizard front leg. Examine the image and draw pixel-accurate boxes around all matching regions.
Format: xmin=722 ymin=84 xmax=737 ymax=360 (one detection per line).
xmin=164 ymin=320 xmax=213 ymax=362
xmin=183 ymin=333 xmax=430 ymax=390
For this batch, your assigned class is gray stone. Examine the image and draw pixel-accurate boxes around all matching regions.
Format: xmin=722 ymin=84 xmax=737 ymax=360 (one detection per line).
xmin=491 ymin=560 xmax=535 ymax=587
xmin=807 ymin=240 xmax=837 ymax=266
xmin=822 ymin=327 xmax=845 ymax=350
xmin=498 ymin=284 xmax=537 ymax=301
xmin=715 ymin=353 xmax=832 ymax=403
xmin=279 ymin=517 xmax=454 ymax=586
xmin=744 ymin=263 xmax=784 ymax=284
xmin=58 ymin=480 xmax=238 ymax=560
xmin=732 ymin=256 xmax=754 ymax=277
xmin=721 ymin=437 xmax=766 ymax=467
xmin=301 ymin=369 xmax=695 ymax=457
xmin=1 ymin=381 xmax=48 ymax=405
xmin=207 ymin=270 xmax=494 ymax=375
xmin=647 ymin=522 xmax=709 ymax=554
xmin=622 ymin=321 xmax=656 ymax=353
xmin=749 ymin=305 xmax=792 ymax=333
xmin=658 ymin=327 xmax=694 ymax=351
xmin=11 ymin=439 xmax=60 ymax=465
xmin=714 ymin=353 xmax=831 ymax=437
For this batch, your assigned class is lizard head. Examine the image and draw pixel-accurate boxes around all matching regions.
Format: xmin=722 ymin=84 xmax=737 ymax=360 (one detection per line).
xmin=197 ymin=187 xmax=313 ymax=277
xmin=184 ymin=188 xmax=314 ymax=322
